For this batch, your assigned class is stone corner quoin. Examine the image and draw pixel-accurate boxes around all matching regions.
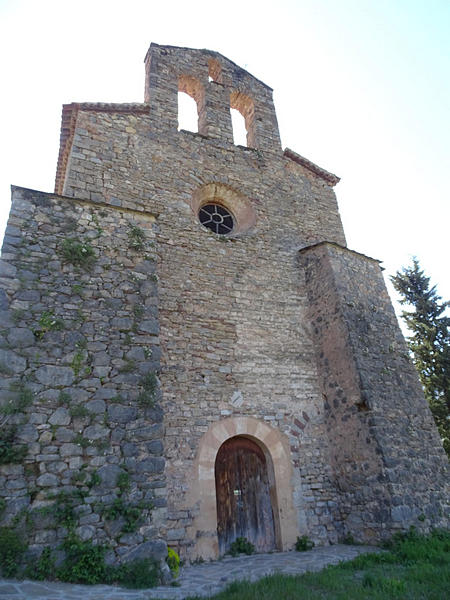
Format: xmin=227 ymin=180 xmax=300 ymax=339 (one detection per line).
xmin=0 ymin=42 xmax=448 ymax=567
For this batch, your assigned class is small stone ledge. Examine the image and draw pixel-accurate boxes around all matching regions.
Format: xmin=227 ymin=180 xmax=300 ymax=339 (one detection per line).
xmin=298 ymin=240 xmax=382 ymax=265
xmin=177 ymin=128 xmax=282 ymax=158
xmin=11 ymin=186 xmax=159 ymax=219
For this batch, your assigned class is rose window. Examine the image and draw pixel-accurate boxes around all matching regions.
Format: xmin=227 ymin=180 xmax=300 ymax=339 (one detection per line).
xmin=198 ymin=203 xmax=234 ymax=235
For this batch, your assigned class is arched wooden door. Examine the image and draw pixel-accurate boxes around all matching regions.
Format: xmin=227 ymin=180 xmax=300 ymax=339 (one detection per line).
xmin=215 ymin=436 xmax=276 ymax=554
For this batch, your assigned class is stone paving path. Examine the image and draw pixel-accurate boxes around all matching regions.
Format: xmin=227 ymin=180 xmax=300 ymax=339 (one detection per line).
xmin=0 ymin=544 xmax=381 ymax=599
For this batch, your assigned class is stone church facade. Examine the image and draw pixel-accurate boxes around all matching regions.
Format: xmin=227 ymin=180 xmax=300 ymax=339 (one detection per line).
xmin=0 ymin=43 xmax=448 ymax=564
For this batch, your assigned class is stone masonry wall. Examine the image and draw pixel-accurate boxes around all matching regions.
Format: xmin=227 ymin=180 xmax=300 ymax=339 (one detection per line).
xmin=4 ymin=43 xmax=445 ymax=563
xmin=55 ymin=46 xmax=348 ymax=557
xmin=300 ymin=242 xmax=449 ymax=541
xmin=0 ymin=186 xmax=167 ymax=564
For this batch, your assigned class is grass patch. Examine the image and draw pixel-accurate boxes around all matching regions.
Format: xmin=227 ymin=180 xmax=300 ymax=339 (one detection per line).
xmin=24 ymin=547 xmax=55 ymax=581
xmin=34 ymin=310 xmax=64 ymax=338
xmin=167 ymin=547 xmax=180 ymax=578
xmin=229 ymin=537 xmax=255 ymax=557
xmin=74 ymin=433 xmax=90 ymax=449
xmin=58 ymin=391 xmax=71 ymax=405
xmin=2 ymin=382 xmax=33 ymax=415
xmin=0 ymin=382 xmax=33 ymax=465
xmin=0 ymin=527 xmax=28 ymax=577
xmin=295 ymin=534 xmax=315 ymax=551
xmin=71 ymin=350 xmax=84 ymax=377
xmin=69 ymin=405 xmax=90 ymax=418
xmin=0 ymin=362 xmax=13 ymax=375
xmin=128 ymin=224 xmax=146 ymax=251
xmin=119 ymin=359 xmax=136 ymax=374
xmin=60 ymin=238 xmax=96 ymax=270
xmin=186 ymin=529 xmax=450 ymax=600
xmin=57 ymin=535 xmax=108 ymax=584
xmin=0 ymin=425 xmax=27 ymax=465
xmin=137 ymin=371 xmax=158 ymax=407
xmin=99 ymin=472 xmax=153 ymax=533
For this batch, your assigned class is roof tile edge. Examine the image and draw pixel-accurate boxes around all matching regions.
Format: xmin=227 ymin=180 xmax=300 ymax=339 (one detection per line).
xmin=284 ymin=148 xmax=340 ymax=186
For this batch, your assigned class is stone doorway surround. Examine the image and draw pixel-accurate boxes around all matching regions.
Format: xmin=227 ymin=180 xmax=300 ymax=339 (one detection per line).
xmin=185 ymin=416 xmax=298 ymax=560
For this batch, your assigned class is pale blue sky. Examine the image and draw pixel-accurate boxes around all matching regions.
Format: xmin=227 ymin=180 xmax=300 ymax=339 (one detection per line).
xmin=1 ymin=0 xmax=449 ymax=311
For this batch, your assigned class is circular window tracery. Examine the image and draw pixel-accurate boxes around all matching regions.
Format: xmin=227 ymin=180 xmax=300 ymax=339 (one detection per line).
xmin=198 ymin=203 xmax=234 ymax=235
xmin=191 ymin=183 xmax=257 ymax=237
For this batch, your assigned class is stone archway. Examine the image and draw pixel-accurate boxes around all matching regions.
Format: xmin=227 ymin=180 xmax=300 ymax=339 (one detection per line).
xmin=185 ymin=416 xmax=298 ymax=559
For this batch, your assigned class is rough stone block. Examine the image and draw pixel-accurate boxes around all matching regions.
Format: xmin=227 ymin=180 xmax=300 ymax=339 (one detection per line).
xmin=37 ymin=473 xmax=59 ymax=487
xmin=84 ymin=424 xmax=110 ymax=440
xmin=36 ymin=366 xmax=74 ymax=387
xmin=107 ymin=405 xmax=137 ymax=424
xmin=136 ymin=457 xmax=165 ymax=474
xmin=59 ymin=443 xmax=82 ymax=457
xmin=122 ymin=540 xmax=167 ymax=562
xmin=7 ymin=327 xmax=35 ymax=348
xmin=0 ymin=348 xmax=26 ymax=373
xmin=49 ymin=407 xmax=71 ymax=426
xmin=16 ymin=424 xmax=38 ymax=443
xmin=97 ymin=464 xmax=123 ymax=488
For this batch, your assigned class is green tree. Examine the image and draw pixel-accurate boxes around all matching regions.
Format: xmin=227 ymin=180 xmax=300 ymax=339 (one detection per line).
xmin=391 ymin=258 xmax=450 ymax=456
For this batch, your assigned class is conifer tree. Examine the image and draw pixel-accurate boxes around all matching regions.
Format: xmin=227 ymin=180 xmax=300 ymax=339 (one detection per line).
xmin=391 ymin=259 xmax=450 ymax=456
